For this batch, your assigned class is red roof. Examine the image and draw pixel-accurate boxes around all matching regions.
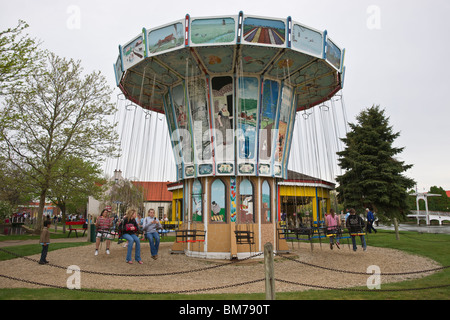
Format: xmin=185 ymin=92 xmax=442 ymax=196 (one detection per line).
xmin=131 ymin=181 xmax=173 ymax=202
xmin=446 ymin=190 xmax=450 ymax=198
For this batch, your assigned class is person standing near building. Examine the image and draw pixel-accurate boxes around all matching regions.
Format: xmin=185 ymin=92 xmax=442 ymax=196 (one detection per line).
xmin=366 ymin=208 xmax=377 ymax=233
xmin=39 ymin=220 xmax=51 ymax=264
xmin=143 ymin=208 xmax=162 ymax=260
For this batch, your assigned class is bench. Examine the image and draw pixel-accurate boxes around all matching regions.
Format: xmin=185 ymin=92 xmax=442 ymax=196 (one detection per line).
xmin=66 ymin=221 xmax=87 ymax=238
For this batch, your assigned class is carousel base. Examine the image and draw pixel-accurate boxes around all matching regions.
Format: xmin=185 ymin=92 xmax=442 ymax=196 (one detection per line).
xmin=170 ymin=239 xmax=290 ymax=260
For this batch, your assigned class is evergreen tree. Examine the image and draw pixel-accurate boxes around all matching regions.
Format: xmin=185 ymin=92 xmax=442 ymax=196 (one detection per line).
xmin=336 ymin=105 xmax=415 ymax=220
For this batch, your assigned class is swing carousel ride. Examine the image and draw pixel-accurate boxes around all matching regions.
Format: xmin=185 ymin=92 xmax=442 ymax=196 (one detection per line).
xmin=113 ymin=12 xmax=346 ymax=259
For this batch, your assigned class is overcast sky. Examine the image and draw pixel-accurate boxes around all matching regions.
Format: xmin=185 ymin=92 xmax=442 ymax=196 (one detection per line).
xmin=1 ymin=0 xmax=449 ymax=192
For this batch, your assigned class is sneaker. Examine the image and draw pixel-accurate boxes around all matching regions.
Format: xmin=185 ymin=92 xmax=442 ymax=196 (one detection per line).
xmin=95 ymin=250 xmax=99 ymax=256
xmin=363 ymin=247 xmax=367 ymax=251
xmin=330 ymin=243 xmax=333 ymax=250
xmin=106 ymin=249 xmax=110 ymax=255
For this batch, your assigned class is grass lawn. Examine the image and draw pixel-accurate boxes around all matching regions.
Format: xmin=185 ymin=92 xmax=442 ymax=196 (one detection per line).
xmin=0 ymin=229 xmax=449 ymax=300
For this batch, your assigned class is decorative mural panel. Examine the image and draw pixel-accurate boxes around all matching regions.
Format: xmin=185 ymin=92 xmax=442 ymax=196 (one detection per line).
xmin=192 ymin=179 xmax=203 ymax=222
xmin=242 ymin=17 xmax=285 ymax=46
xmin=188 ymin=77 xmax=212 ymax=175
xmin=147 ymin=22 xmax=184 ymax=55
xmin=237 ymin=77 xmax=259 ymax=175
xmin=239 ymin=179 xmax=254 ymax=223
xmin=190 ymin=17 xmax=236 ymax=45
xmin=211 ymin=76 xmax=235 ymax=174
xmin=230 ymin=177 xmax=237 ymax=222
xmin=259 ymin=79 xmax=280 ymax=176
xmin=274 ymin=85 xmax=293 ymax=177
xmin=211 ymin=179 xmax=226 ymax=222
xmin=291 ymin=23 xmax=323 ymax=58
xmin=195 ymin=46 xmax=235 ymax=74
xmin=261 ymin=180 xmax=271 ymax=222
xmin=120 ymin=34 xmax=145 ymax=71
xmin=326 ymin=38 xmax=342 ymax=71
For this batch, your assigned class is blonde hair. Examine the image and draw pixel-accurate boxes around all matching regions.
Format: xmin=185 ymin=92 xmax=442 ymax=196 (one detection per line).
xmin=125 ymin=208 xmax=137 ymax=221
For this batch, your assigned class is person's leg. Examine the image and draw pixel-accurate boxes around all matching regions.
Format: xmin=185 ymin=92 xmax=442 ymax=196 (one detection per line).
xmin=96 ymin=236 xmax=100 ymax=249
xmin=152 ymin=232 xmax=160 ymax=257
xmin=132 ymin=234 xmax=141 ymax=262
xmin=106 ymin=239 xmax=111 ymax=254
xmin=351 ymin=235 xmax=357 ymax=251
xmin=39 ymin=244 xmax=48 ymax=263
xmin=147 ymin=232 xmax=155 ymax=256
xmin=360 ymin=235 xmax=367 ymax=251
xmin=122 ymin=233 xmax=134 ymax=262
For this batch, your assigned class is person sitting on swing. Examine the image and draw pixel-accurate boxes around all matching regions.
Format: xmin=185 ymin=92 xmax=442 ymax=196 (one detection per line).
xmin=325 ymin=208 xmax=341 ymax=249
xmin=95 ymin=209 xmax=114 ymax=256
xmin=346 ymin=208 xmax=367 ymax=252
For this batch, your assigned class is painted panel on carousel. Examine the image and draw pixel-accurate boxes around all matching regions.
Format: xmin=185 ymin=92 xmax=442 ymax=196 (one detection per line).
xmin=261 ymin=180 xmax=271 ymax=222
xmin=242 ymin=16 xmax=286 ymax=47
xmin=326 ymin=37 xmax=342 ymax=71
xmin=121 ymin=34 xmax=145 ymax=71
xmin=172 ymin=84 xmax=194 ymax=178
xmin=211 ymin=76 xmax=235 ymax=174
xmin=240 ymin=46 xmax=282 ymax=74
xmin=190 ymin=17 xmax=237 ymax=45
xmin=282 ymin=90 xmax=297 ymax=179
xmin=291 ymin=23 xmax=323 ymax=58
xmin=239 ymin=179 xmax=254 ymax=223
xmin=114 ymin=56 xmax=123 ymax=87
xmin=192 ymin=179 xmax=203 ymax=222
xmin=195 ymin=46 xmax=235 ymax=74
xmin=211 ymin=179 xmax=226 ymax=222
xmin=258 ymin=79 xmax=280 ymax=176
xmin=230 ymin=177 xmax=237 ymax=222
xmin=274 ymin=85 xmax=293 ymax=176
xmin=237 ymin=77 xmax=259 ymax=174
xmin=188 ymin=78 xmax=213 ymax=175
xmin=147 ymin=21 xmax=184 ymax=56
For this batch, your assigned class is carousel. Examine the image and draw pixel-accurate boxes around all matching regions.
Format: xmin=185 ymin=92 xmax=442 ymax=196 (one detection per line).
xmin=114 ymin=12 xmax=345 ymax=259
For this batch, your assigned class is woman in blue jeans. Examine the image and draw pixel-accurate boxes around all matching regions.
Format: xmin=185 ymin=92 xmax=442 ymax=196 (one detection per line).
xmin=122 ymin=208 xmax=143 ymax=264
xmin=143 ymin=208 xmax=162 ymax=260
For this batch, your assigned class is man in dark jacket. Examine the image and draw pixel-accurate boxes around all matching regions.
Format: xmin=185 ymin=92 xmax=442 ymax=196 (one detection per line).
xmin=346 ymin=209 xmax=367 ymax=252
xmin=366 ymin=208 xmax=377 ymax=233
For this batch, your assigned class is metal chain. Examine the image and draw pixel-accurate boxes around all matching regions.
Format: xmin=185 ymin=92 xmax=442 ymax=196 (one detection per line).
xmin=275 ymin=252 xmax=450 ymax=276
xmin=0 ymin=273 xmax=265 ymax=295
xmin=0 ymin=247 xmax=263 ymax=277
xmin=1 ymin=247 xmax=449 ymax=294
xmin=275 ymin=278 xmax=450 ymax=292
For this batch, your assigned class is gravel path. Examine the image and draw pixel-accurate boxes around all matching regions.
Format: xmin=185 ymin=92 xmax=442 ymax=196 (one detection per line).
xmin=0 ymin=240 xmax=441 ymax=295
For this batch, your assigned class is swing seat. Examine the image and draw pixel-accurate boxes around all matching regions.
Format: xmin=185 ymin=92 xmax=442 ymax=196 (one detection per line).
xmin=350 ymin=233 xmax=366 ymax=236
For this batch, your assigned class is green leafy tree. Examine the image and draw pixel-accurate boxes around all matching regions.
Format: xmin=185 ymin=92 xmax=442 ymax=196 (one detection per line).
xmin=336 ymin=105 xmax=415 ymax=220
xmin=0 ymin=20 xmax=41 ymax=95
xmin=47 ymin=155 xmax=106 ymax=232
xmin=0 ymin=51 xmax=118 ymax=232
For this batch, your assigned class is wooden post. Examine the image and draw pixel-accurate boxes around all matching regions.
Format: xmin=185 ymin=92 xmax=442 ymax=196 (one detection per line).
xmin=393 ymin=218 xmax=400 ymax=240
xmin=264 ymin=242 xmax=275 ymax=300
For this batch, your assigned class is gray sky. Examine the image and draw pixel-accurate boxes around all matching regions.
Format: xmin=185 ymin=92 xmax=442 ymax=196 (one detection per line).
xmin=1 ymin=0 xmax=449 ymax=191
